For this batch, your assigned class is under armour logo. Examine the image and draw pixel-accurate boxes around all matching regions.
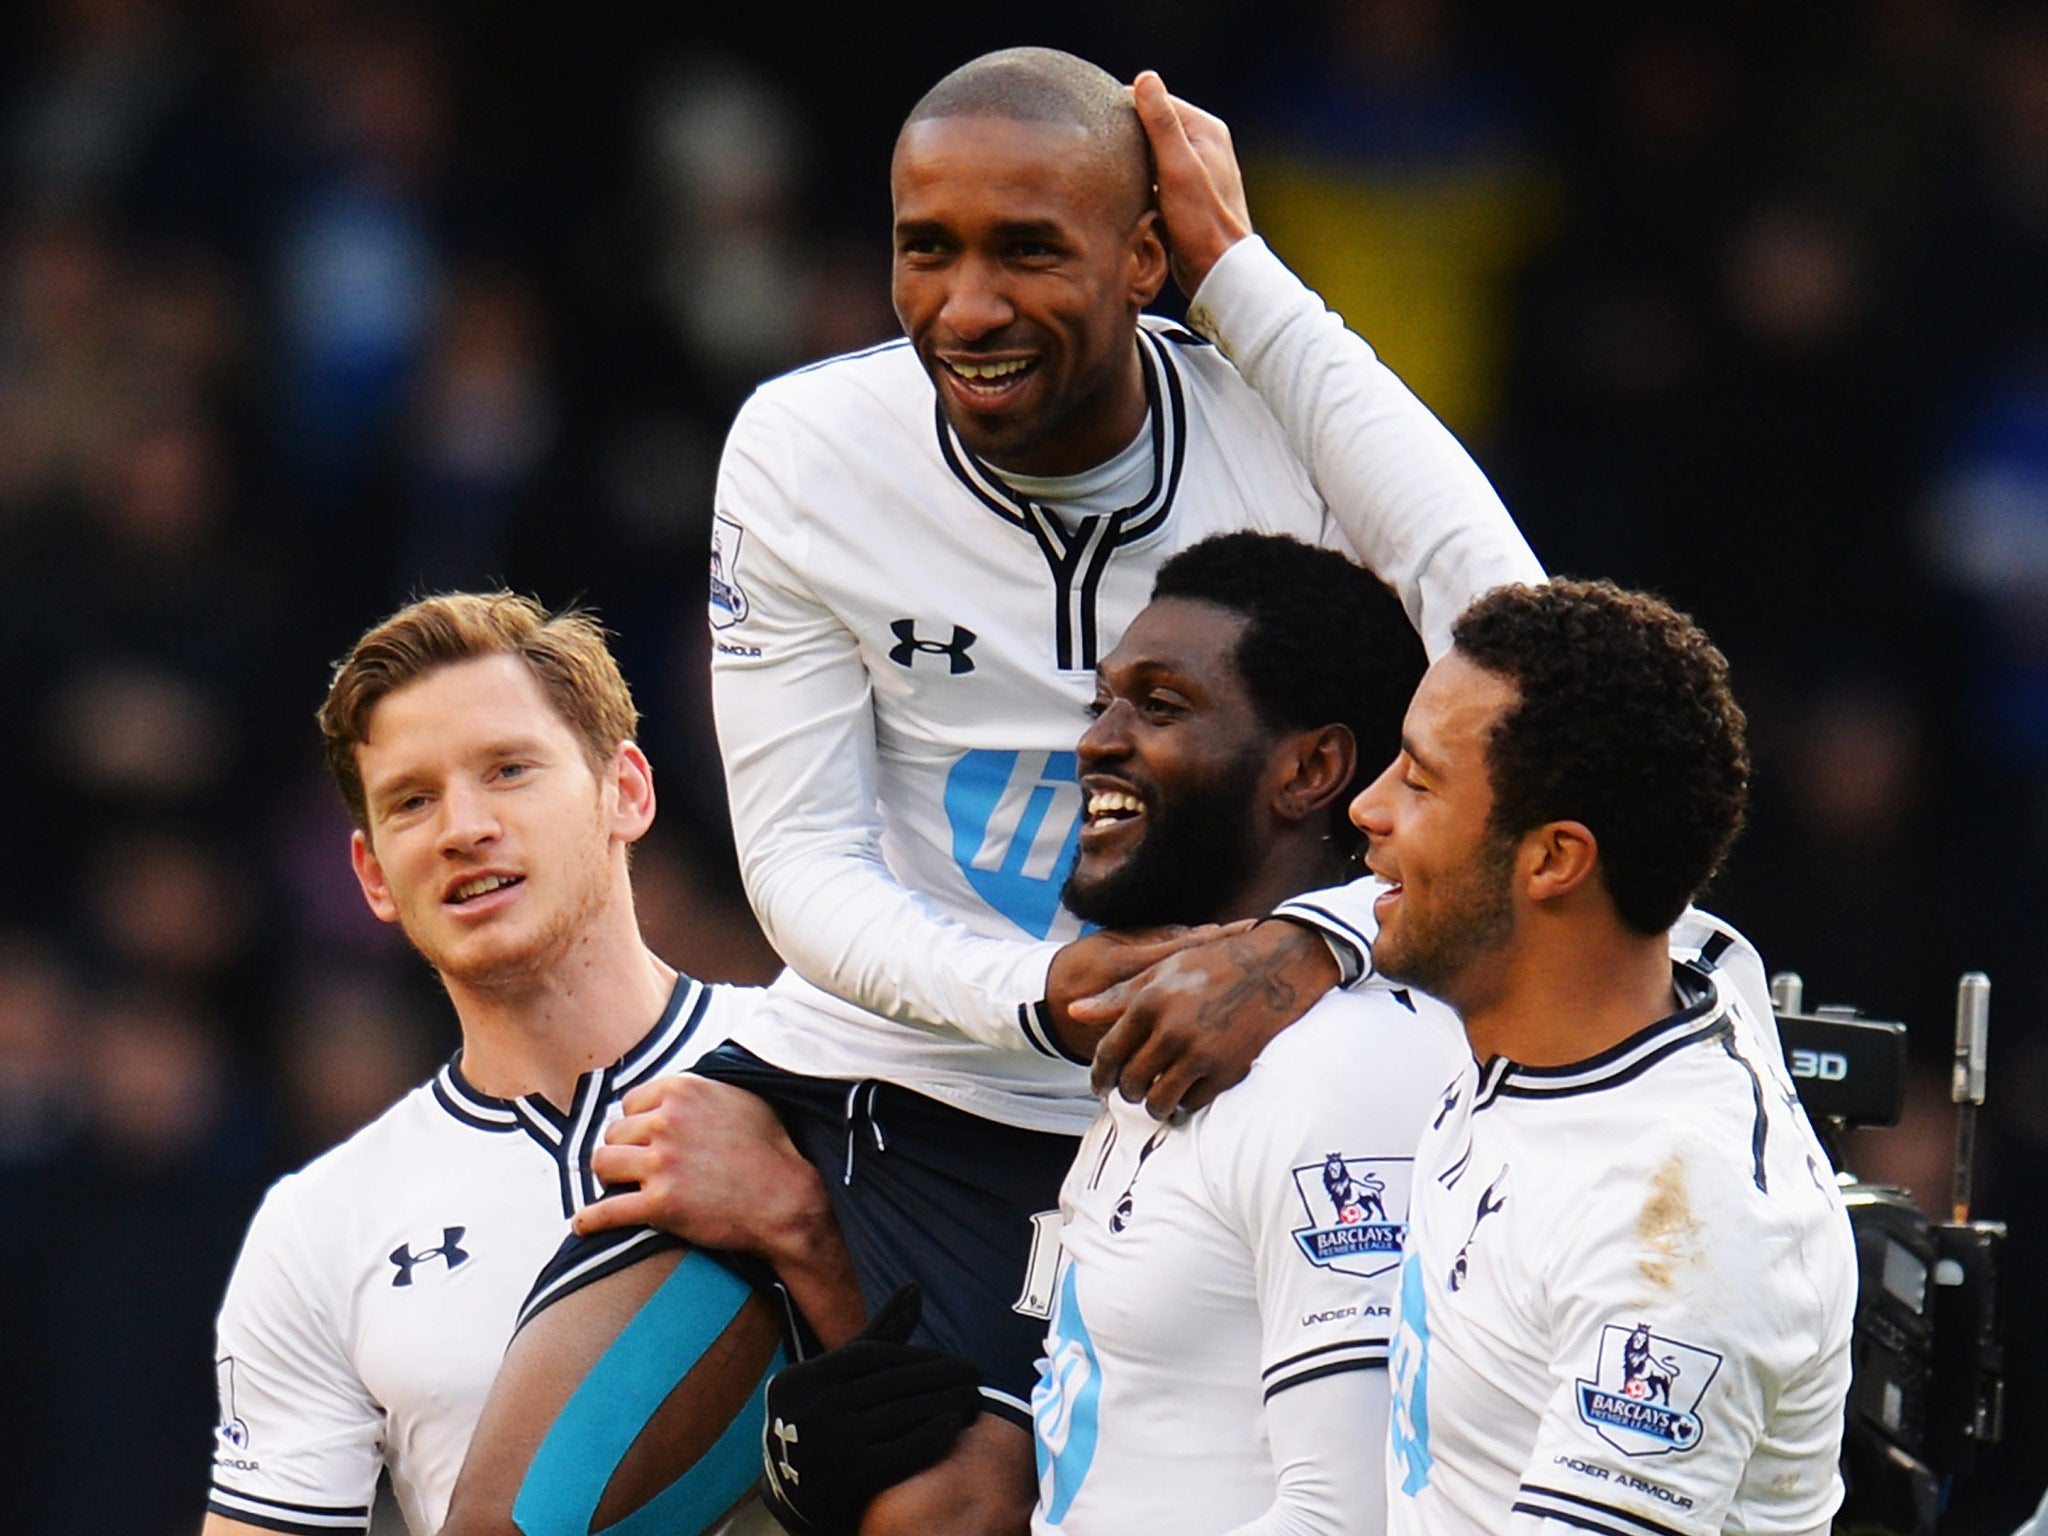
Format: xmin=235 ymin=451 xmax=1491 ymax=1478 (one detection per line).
xmin=769 ymin=1416 xmax=800 ymax=1485
xmin=389 ymin=1226 xmax=469 ymax=1287
xmin=889 ymin=619 xmax=977 ymax=674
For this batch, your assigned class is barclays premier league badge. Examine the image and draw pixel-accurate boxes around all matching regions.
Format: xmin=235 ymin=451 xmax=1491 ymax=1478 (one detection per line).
xmin=1575 ymin=1322 xmax=1723 ymax=1456
xmin=1290 ymin=1154 xmax=1411 ymax=1279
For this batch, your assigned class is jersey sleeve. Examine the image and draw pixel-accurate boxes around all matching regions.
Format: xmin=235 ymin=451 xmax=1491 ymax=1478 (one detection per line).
xmin=1270 ymin=876 xmax=1386 ymax=990
xmin=1219 ymin=1367 xmax=1389 ymax=1536
xmin=1186 ymin=236 xmax=1545 ymax=660
xmin=1195 ymin=1011 xmax=1431 ymax=1534
xmin=208 ymin=1181 xmax=382 ymax=1535
xmin=1508 ymin=1136 xmax=1844 ymax=1536
xmin=1198 ymin=1018 xmax=1426 ymax=1400
xmin=710 ymin=395 xmax=1063 ymax=1053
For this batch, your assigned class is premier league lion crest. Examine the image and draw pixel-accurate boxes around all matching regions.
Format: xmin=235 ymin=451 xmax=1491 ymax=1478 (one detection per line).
xmin=1575 ymin=1322 xmax=1724 ymax=1457
xmin=1290 ymin=1153 xmax=1411 ymax=1278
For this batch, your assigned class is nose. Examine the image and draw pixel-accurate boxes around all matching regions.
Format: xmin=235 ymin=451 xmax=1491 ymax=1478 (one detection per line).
xmin=939 ymin=255 xmax=1014 ymax=342
xmin=1349 ymin=758 xmax=1400 ymax=838
xmin=1077 ymin=699 xmax=1134 ymax=768
xmin=435 ymin=777 xmax=499 ymax=857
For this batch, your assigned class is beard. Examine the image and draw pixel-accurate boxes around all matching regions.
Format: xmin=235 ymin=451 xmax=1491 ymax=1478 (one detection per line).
xmin=1061 ymin=750 xmax=1268 ymax=929
xmin=1372 ymin=832 xmax=1517 ymax=1003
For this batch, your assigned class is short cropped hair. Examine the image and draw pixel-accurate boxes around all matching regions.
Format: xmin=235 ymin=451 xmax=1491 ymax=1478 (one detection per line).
xmin=1152 ymin=532 xmax=1425 ymax=831
xmin=903 ymin=47 xmax=1148 ymax=220
xmin=1452 ymin=580 xmax=1749 ymax=935
xmin=319 ymin=592 xmax=638 ymax=832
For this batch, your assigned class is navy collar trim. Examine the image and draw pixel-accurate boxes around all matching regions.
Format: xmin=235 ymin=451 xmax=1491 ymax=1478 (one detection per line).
xmin=1476 ymin=963 xmax=1726 ymax=1107
xmin=430 ymin=973 xmax=710 ymax=1133
xmin=933 ymin=328 xmax=1187 ymax=542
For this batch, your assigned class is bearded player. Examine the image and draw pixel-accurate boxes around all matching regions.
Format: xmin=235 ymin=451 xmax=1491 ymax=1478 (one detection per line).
xmin=1029 ymin=531 xmax=1462 ymax=1535
xmin=1353 ymin=582 xmax=1856 ymax=1534
xmin=583 ymin=47 xmax=1541 ymax=1535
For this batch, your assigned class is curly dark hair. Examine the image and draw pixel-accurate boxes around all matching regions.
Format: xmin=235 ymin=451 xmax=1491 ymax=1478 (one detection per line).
xmin=1451 ymin=579 xmax=1749 ymax=935
xmin=1152 ymin=532 xmax=1425 ymax=835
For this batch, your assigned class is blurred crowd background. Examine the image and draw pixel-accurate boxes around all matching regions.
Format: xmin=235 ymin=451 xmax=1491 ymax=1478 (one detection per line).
xmin=2 ymin=0 xmax=2045 ymax=1529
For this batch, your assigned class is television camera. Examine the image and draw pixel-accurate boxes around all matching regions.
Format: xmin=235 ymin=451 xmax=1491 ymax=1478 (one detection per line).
xmin=1772 ymin=972 xmax=2005 ymax=1536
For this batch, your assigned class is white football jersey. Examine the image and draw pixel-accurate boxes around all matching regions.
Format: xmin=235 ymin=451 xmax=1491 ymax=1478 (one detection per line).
xmin=1031 ymin=984 xmax=1465 ymax=1534
xmin=711 ymin=236 xmax=1542 ymax=1132
xmin=1385 ymin=916 xmax=1857 ymax=1536
xmin=207 ymin=976 xmax=763 ymax=1536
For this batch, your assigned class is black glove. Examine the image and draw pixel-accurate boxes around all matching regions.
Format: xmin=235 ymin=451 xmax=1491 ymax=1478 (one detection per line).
xmin=759 ymin=1285 xmax=982 ymax=1535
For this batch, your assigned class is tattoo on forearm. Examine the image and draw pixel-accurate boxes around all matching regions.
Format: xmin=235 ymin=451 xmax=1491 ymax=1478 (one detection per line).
xmin=1194 ymin=934 xmax=1301 ymax=1031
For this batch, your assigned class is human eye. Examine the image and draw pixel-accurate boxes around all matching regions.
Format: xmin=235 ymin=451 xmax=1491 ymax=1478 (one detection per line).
xmin=1009 ymin=237 xmax=1067 ymax=266
xmin=895 ymin=228 xmax=950 ymax=261
xmin=379 ymin=788 xmax=431 ymax=822
xmin=1141 ymin=691 xmax=1188 ymax=723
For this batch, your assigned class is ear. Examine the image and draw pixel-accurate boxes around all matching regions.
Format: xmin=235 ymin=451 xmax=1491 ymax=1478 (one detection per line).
xmin=1271 ymin=725 xmax=1357 ymax=825
xmin=1521 ymin=820 xmax=1600 ymax=906
xmin=1128 ymin=207 xmax=1169 ymax=308
xmin=350 ymin=829 xmax=401 ymax=925
xmin=607 ymin=741 xmax=657 ymax=847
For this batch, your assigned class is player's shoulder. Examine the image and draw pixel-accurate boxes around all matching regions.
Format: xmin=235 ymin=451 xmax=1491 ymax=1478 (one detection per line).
xmin=1215 ymin=983 xmax=1462 ymax=1141
xmin=661 ymin=976 xmax=759 ymax=1072
xmin=738 ymin=336 xmax=924 ymax=429
xmin=1670 ymin=906 xmax=1774 ymax=1011
xmin=695 ymin=974 xmax=757 ymax=1016
xmin=1269 ymin=983 xmax=1464 ymax=1079
xmin=1138 ymin=312 xmax=1255 ymax=400
xmin=225 ymin=1077 xmax=445 ymax=1292
xmin=258 ymin=1076 xmax=450 ymax=1216
xmin=1138 ymin=312 xmax=1216 ymax=352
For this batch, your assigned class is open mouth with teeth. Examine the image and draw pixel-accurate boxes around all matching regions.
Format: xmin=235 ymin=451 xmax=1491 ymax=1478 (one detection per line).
xmin=1370 ymin=872 xmax=1403 ymax=917
xmin=447 ymin=873 xmax=523 ymax=906
xmin=943 ymin=356 xmax=1037 ymax=399
xmin=1081 ymin=789 xmax=1147 ymax=848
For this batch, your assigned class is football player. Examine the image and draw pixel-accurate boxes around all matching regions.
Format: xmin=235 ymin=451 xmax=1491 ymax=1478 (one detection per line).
xmin=583 ymin=48 xmax=1541 ymax=1535
xmin=1030 ymin=531 xmax=1461 ymax=1534
xmin=204 ymin=594 xmax=864 ymax=1536
xmin=1353 ymin=581 xmax=1857 ymax=1535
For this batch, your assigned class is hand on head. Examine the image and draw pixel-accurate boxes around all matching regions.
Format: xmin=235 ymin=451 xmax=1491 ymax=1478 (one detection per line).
xmin=1130 ymin=71 xmax=1252 ymax=298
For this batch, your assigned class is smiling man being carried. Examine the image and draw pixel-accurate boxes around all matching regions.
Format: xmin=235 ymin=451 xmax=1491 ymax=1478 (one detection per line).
xmin=583 ymin=45 xmax=1541 ymax=1535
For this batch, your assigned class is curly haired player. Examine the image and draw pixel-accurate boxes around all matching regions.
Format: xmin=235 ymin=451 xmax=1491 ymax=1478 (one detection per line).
xmin=1353 ymin=581 xmax=1857 ymax=1536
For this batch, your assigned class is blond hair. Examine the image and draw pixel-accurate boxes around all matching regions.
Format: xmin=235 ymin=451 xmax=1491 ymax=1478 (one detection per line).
xmin=319 ymin=591 xmax=639 ymax=831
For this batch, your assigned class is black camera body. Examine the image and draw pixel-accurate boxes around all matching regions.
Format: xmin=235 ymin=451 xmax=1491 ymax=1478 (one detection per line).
xmin=1773 ymin=985 xmax=2005 ymax=1536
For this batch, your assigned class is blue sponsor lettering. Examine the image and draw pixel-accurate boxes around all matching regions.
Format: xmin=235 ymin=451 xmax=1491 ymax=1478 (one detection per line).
xmin=944 ymin=749 xmax=1084 ymax=938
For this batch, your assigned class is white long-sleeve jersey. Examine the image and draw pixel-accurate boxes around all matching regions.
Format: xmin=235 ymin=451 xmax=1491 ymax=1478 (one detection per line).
xmin=709 ymin=235 xmax=1543 ymax=1132
xmin=1031 ymin=982 xmax=1465 ymax=1536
